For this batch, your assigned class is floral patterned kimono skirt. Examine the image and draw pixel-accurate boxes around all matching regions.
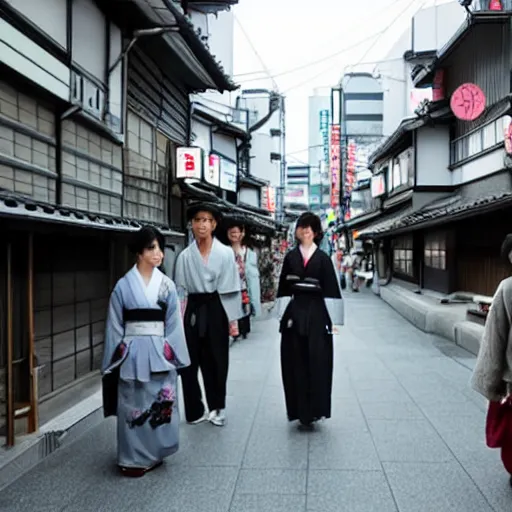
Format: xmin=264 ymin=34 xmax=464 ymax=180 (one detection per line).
xmin=102 ymin=266 xmax=190 ymax=474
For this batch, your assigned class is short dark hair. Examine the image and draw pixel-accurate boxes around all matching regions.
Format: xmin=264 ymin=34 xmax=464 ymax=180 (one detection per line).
xmin=295 ymin=212 xmax=324 ymax=244
xmin=130 ymin=226 xmax=165 ymax=255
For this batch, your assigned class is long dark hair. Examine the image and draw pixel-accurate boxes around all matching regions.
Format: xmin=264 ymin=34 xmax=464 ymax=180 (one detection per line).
xmin=295 ymin=212 xmax=324 ymax=245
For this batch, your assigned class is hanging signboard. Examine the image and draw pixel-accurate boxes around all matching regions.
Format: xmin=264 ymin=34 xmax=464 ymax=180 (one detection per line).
xmin=219 ymin=157 xmax=237 ymax=192
xmin=432 ymin=69 xmax=445 ymax=102
xmin=204 ymin=153 xmax=220 ymax=187
xmin=504 ymin=116 xmax=512 ymax=155
xmin=176 ymin=147 xmax=202 ymax=179
xmin=450 ymin=83 xmax=486 ymax=121
xmin=264 ymin=186 xmax=276 ymax=213
xmin=371 ymin=174 xmax=385 ymax=198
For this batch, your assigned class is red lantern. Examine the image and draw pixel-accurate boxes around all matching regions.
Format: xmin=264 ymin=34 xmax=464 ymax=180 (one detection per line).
xmin=490 ymin=0 xmax=503 ymax=10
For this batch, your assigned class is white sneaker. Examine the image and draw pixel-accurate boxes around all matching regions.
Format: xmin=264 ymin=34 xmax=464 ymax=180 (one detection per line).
xmin=208 ymin=409 xmax=226 ymax=427
xmin=188 ymin=412 xmax=209 ymax=425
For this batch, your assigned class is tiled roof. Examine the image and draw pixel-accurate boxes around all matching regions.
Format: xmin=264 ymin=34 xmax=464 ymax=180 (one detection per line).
xmin=358 ymin=207 xmax=415 ymax=237
xmin=0 ymin=190 xmax=183 ymax=237
xmin=359 ymin=192 xmax=512 ymax=238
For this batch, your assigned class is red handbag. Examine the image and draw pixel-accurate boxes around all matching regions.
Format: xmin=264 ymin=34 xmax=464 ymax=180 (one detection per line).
xmin=486 ymin=396 xmax=512 ymax=474
xmin=486 ymin=396 xmax=512 ymax=449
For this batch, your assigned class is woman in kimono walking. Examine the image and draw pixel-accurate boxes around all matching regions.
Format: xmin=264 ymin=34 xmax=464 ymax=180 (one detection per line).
xmin=276 ymin=212 xmax=344 ymax=428
xmin=226 ymin=220 xmax=262 ymax=340
xmin=102 ymin=226 xmax=190 ymax=477
xmin=175 ymin=203 xmax=242 ymax=427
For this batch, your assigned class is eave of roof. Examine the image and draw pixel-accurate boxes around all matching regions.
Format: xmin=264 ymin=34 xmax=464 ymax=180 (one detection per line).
xmin=239 ymin=175 xmax=268 ymax=188
xmin=369 ymin=102 xmax=452 ymax=166
xmin=359 ymin=191 xmax=512 ymax=239
xmin=179 ymin=181 xmax=282 ymax=232
xmin=164 ymin=0 xmax=238 ymax=92
xmin=343 ymin=209 xmax=381 ymax=230
xmin=192 ymin=103 xmax=248 ymax=139
xmin=413 ymin=12 xmax=511 ymax=88
xmin=0 ymin=190 xmax=183 ymax=237
xmin=104 ymin=0 xmax=237 ymax=92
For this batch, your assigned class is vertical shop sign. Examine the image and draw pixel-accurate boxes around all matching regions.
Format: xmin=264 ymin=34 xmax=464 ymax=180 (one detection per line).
xmin=320 ymin=110 xmax=330 ymax=166
xmin=343 ymin=139 xmax=356 ymax=221
xmin=330 ymin=124 xmax=341 ymax=208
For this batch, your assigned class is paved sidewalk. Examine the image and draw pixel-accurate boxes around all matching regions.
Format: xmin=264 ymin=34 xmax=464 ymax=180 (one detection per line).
xmin=1 ymin=292 xmax=510 ymax=512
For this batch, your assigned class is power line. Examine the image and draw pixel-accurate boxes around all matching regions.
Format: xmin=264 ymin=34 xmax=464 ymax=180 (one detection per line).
xmin=284 ymin=0 xmax=427 ymax=94
xmin=239 ymin=30 xmax=386 ymax=85
xmin=233 ymin=0 xmax=408 ymax=80
xmin=344 ymin=0 xmax=426 ymax=77
xmin=234 ymin=14 xmax=278 ymax=90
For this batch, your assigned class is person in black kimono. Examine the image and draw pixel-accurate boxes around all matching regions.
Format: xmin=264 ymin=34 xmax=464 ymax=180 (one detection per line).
xmin=276 ymin=212 xmax=344 ymax=428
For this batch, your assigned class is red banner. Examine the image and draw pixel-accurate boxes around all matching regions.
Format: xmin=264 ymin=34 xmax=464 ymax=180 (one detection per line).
xmin=330 ymin=125 xmax=341 ymax=208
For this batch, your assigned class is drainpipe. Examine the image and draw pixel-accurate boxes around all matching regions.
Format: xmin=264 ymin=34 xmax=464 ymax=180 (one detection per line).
xmin=187 ymin=102 xmax=196 ymax=145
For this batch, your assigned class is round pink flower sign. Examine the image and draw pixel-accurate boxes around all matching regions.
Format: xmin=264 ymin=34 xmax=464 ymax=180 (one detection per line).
xmin=450 ymin=83 xmax=486 ymax=121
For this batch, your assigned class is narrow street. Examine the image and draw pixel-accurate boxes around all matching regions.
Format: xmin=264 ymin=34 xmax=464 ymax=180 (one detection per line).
xmin=1 ymin=293 xmax=509 ymax=512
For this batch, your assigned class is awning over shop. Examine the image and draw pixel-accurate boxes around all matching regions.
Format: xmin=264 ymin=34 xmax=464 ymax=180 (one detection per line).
xmin=343 ymin=209 xmax=381 ymax=231
xmin=0 ymin=190 xmax=184 ymax=237
xmin=180 ymin=181 xmax=283 ymax=234
xmin=359 ymin=192 xmax=512 ymax=239
xmin=358 ymin=207 xmax=415 ymax=239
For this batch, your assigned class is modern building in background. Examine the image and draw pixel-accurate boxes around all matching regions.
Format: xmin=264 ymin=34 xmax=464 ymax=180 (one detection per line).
xmin=308 ymin=89 xmax=332 ymax=213
xmin=339 ymin=72 xmax=384 ymax=224
xmin=236 ymin=89 xmax=286 ymax=219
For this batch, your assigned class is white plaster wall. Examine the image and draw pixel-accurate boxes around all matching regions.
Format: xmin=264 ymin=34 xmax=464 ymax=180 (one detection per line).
xmin=451 ymin=148 xmax=505 ymax=186
xmin=0 ymin=19 xmax=70 ymax=100
xmin=415 ymin=125 xmax=451 ymax=186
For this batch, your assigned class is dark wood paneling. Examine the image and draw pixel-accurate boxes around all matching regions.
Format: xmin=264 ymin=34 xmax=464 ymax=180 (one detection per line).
xmin=444 ymin=22 xmax=511 ymax=137
xmin=455 ymin=207 xmax=512 ymax=295
xmin=127 ymin=47 xmax=188 ymax=145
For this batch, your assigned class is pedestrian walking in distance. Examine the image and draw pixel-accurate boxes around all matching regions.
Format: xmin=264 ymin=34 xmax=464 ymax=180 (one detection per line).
xmin=102 ymin=226 xmax=190 ymax=477
xmin=175 ymin=203 xmax=242 ymax=427
xmin=276 ymin=212 xmax=344 ymax=428
xmin=225 ymin=219 xmax=262 ymax=341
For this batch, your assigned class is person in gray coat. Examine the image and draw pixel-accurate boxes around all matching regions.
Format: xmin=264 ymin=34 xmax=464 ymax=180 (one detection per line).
xmin=471 ymin=234 xmax=512 ymax=483
xmin=471 ymin=234 xmax=512 ymax=401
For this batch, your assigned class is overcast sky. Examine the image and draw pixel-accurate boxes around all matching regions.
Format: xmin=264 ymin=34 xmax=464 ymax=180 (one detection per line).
xmin=231 ymin=0 xmax=452 ymax=165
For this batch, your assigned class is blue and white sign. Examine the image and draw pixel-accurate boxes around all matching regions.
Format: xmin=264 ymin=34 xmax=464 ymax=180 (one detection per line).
xmin=220 ymin=157 xmax=237 ymax=192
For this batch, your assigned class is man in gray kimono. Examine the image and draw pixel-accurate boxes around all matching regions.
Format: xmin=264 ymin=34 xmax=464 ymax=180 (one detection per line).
xmin=175 ymin=202 xmax=242 ymax=427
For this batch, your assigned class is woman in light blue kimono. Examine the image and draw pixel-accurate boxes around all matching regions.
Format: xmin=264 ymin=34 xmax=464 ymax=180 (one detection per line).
xmin=102 ymin=226 xmax=190 ymax=477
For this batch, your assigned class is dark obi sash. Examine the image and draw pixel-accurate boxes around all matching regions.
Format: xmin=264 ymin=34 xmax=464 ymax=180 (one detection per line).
xmin=186 ymin=292 xmax=223 ymax=338
xmin=123 ymin=308 xmax=166 ymax=322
